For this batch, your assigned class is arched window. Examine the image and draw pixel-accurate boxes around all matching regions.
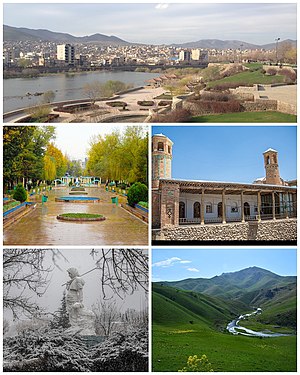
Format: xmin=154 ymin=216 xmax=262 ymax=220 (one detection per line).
xmin=193 ymin=202 xmax=200 ymax=218
xmin=179 ymin=201 xmax=185 ymax=218
xmin=158 ymin=142 xmax=164 ymax=151
xmin=266 ymin=156 xmax=270 ymax=164
xmin=244 ymin=202 xmax=250 ymax=216
xmin=217 ymin=202 xmax=222 ymax=217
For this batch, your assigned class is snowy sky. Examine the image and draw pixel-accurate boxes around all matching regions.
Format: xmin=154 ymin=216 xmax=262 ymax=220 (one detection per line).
xmin=4 ymin=248 xmax=148 ymax=323
xmin=3 ymin=2 xmax=297 ymax=45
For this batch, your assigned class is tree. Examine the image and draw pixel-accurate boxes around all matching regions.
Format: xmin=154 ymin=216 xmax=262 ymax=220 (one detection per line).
xmin=93 ymin=300 xmax=120 ymax=336
xmin=90 ymin=249 xmax=148 ymax=299
xmin=3 ymin=249 xmax=55 ymax=319
xmin=51 ymin=291 xmax=70 ymax=329
xmin=13 ymin=183 xmax=27 ymax=202
xmin=83 ymin=82 xmax=105 ymax=104
xmin=41 ymin=90 xmax=56 ymax=104
xmin=25 ymin=104 xmax=51 ymax=122
xmin=127 ymin=182 xmax=148 ymax=207
xmin=44 ymin=143 xmax=68 ymax=179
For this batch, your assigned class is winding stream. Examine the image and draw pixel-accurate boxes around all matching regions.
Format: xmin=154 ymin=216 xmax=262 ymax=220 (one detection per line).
xmin=227 ymin=308 xmax=290 ymax=337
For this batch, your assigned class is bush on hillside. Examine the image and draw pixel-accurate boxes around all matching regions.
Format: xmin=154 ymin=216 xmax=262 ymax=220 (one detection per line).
xmin=127 ymin=183 xmax=148 ymax=207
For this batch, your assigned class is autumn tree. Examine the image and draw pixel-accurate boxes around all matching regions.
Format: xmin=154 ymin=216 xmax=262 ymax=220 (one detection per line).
xmin=43 ymin=143 xmax=68 ymax=180
xmin=86 ymin=126 xmax=148 ymax=184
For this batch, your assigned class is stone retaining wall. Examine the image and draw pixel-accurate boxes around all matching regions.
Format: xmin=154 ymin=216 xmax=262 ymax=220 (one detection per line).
xmin=153 ymin=218 xmax=296 ymax=241
xmin=241 ymin=99 xmax=277 ymax=112
xmin=277 ymin=101 xmax=297 ymax=115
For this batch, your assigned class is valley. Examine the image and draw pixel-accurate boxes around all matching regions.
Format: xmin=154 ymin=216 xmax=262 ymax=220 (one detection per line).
xmin=152 ymin=266 xmax=296 ymax=372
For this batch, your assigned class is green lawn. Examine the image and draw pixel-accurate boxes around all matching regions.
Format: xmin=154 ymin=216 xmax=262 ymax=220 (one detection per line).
xmin=207 ymin=70 xmax=285 ymax=88
xmin=153 ymin=323 xmax=297 ymax=372
xmin=191 ymin=111 xmax=297 ymax=123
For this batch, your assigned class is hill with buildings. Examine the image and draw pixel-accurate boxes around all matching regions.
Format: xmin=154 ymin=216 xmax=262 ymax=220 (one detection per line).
xmin=4 ymin=25 xmax=296 ymax=49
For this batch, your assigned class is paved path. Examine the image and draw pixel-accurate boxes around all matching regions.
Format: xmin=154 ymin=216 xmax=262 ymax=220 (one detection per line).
xmin=256 ymin=84 xmax=297 ymax=106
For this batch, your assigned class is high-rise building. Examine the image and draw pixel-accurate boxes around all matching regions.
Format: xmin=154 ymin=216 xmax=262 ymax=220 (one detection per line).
xmin=57 ymin=44 xmax=75 ymax=65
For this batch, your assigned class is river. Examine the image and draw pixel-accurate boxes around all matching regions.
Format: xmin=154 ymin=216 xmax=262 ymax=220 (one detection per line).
xmin=3 ymin=70 xmax=160 ymax=113
xmin=227 ymin=308 xmax=290 ymax=337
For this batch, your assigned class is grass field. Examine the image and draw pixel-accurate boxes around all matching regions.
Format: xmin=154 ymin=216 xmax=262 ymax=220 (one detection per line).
xmin=152 ymin=286 xmax=297 ymax=372
xmin=191 ymin=111 xmax=297 ymax=123
xmin=153 ymin=323 xmax=297 ymax=372
xmin=207 ymin=70 xmax=285 ymax=88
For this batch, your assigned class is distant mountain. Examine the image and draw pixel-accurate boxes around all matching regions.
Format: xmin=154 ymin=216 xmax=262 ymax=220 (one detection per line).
xmin=172 ymin=38 xmax=296 ymax=50
xmin=157 ymin=266 xmax=296 ymax=302
xmin=154 ymin=266 xmax=296 ymax=329
xmin=3 ymin=25 xmax=131 ymax=45
xmin=4 ymin=25 xmax=296 ymax=50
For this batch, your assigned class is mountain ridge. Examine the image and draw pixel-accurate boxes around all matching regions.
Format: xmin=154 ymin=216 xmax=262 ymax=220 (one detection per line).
xmin=4 ymin=25 xmax=296 ymax=49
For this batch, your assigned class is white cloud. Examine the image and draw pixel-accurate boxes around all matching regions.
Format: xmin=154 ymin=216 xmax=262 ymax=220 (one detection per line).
xmin=152 ymin=257 xmax=191 ymax=268
xmin=187 ymin=268 xmax=200 ymax=273
xmin=155 ymin=4 xmax=169 ymax=10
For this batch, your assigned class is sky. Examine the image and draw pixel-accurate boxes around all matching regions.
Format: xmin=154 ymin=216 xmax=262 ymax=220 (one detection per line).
xmin=152 ymin=125 xmax=297 ymax=183
xmin=3 ymin=3 xmax=297 ymax=45
xmin=53 ymin=124 xmax=148 ymax=160
xmin=152 ymin=248 xmax=297 ymax=281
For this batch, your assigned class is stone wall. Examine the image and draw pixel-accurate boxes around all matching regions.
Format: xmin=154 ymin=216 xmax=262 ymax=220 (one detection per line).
xmin=152 ymin=218 xmax=297 ymax=241
xmin=277 ymin=101 xmax=297 ymax=115
xmin=241 ymin=99 xmax=277 ymax=112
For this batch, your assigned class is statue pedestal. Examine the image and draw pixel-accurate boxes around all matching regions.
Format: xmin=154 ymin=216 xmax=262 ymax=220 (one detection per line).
xmin=66 ymin=305 xmax=96 ymax=336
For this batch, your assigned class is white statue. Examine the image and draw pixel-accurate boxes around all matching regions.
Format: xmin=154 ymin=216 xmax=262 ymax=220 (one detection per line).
xmin=65 ymin=267 xmax=96 ymax=336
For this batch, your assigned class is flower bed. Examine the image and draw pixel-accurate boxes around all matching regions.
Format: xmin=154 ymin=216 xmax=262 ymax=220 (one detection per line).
xmin=57 ymin=213 xmax=106 ymax=222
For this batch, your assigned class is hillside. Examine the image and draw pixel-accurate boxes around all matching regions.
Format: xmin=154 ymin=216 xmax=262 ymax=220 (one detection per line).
xmin=3 ymin=25 xmax=131 ymax=45
xmin=153 ymin=284 xmax=246 ymax=331
xmin=160 ymin=266 xmax=296 ymax=301
xmin=4 ymin=25 xmax=296 ymax=49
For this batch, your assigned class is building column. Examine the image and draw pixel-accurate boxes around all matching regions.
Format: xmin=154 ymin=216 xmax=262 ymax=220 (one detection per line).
xmin=241 ymin=190 xmax=245 ymax=223
xmin=272 ymin=191 xmax=276 ymax=220
xmin=201 ymin=188 xmax=205 ymax=225
xmin=222 ymin=189 xmax=226 ymax=224
xmin=257 ymin=191 xmax=261 ymax=222
xmin=285 ymin=193 xmax=289 ymax=219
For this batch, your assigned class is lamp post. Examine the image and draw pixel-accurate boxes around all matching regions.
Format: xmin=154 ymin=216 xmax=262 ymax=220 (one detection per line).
xmin=275 ymin=37 xmax=280 ymax=64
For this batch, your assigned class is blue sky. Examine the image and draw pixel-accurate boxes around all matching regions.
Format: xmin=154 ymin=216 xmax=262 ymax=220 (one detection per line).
xmin=152 ymin=248 xmax=297 ymax=281
xmin=152 ymin=126 xmax=297 ymax=183
xmin=3 ymin=3 xmax=297 ymax=45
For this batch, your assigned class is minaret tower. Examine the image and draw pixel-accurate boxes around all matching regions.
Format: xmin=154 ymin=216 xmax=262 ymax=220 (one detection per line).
xmin=263 ymin=148 xmax=282 ymax=185
xmin=152 ymin=134 xmax=173 ymax=189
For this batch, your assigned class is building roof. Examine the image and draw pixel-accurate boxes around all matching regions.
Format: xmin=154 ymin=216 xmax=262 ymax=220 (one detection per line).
xmin=263 ymin=148 xmax=278 ymax=153
xmin=158 ymin=178 xmax=297 ymax=192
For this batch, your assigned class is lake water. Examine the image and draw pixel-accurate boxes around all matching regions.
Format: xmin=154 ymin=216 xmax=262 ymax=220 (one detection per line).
xmin=3 ymin=70 xmax=160 ymax=113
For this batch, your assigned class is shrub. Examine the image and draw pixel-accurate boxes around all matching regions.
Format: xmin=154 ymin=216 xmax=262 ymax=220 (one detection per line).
xmin=137 ymin=101 xmax=154 ymax=106
xmin=280 ymin=68 xmax=297 ymax=83
xmin=127 ymin=182 xmax=148 ymax=207
xmin=266 ymin=68 xmax=277 ymax=76
xmin=188 ymin=100 xmax=241 ymax=115
xmin=12 ymin=184 xmax=27 ymax=203
xmin=152 ymin=108 xmax=192 ymax=123
xmin=179 ymin=354 xmax=214 ymax=372
xmin=106 ymin=101 xmax=127 ymax=108
xmin=158 ymin=100 xmax=172 ymax=106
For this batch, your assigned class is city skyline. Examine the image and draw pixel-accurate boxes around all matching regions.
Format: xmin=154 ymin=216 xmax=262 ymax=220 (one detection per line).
xmin=3 ymin=3 xmax=297 ymax=45
xmin=152 ymin=126 xmax=297 ymax=184
xmin=152 ymin=248 xmax=297 ymax=281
